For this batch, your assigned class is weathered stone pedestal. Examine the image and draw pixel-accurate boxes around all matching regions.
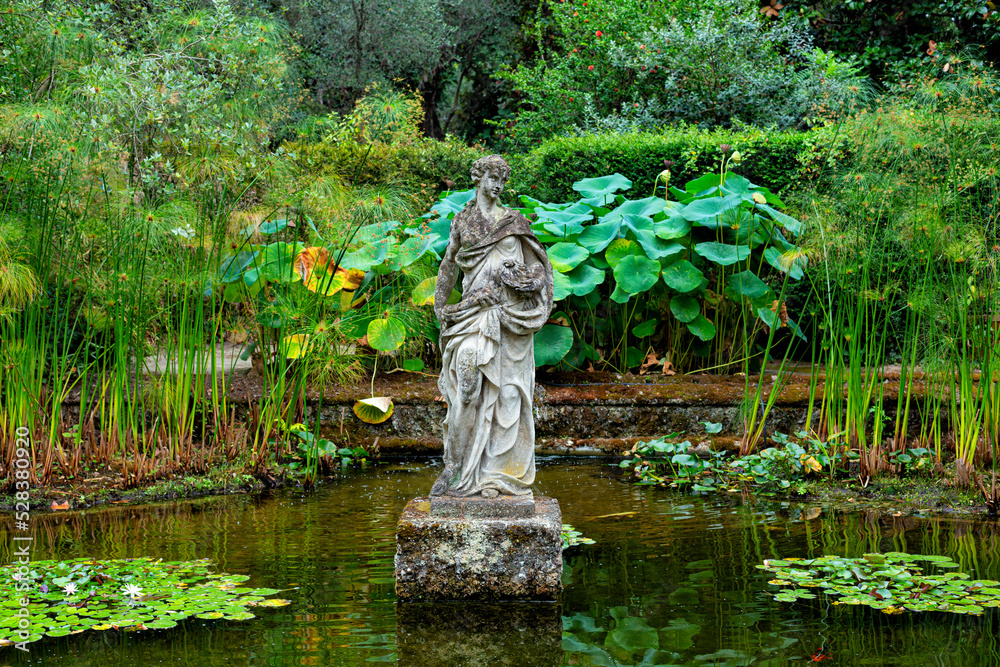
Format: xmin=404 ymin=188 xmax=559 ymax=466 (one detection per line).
xmin=394 ymin=496 xmax=562 ymax=600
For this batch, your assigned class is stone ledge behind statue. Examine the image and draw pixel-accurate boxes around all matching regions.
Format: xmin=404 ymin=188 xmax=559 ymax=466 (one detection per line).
xmin=395 ymin=496 xmax=562 ymax=601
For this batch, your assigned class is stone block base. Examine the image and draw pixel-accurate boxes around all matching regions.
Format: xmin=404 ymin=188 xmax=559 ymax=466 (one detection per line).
xmin=394 ymin=496 xmax=562 ymax=600
xmin=430 ymin=494 xmax=535 ymax=519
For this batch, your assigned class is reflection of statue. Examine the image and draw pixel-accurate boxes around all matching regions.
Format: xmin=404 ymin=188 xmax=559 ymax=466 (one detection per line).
xmin=431 ymin=155 xmax=554 ymax=498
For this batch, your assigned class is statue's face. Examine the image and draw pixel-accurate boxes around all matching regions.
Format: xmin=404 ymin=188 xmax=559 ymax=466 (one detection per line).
xmin=479 ymin=170 xmax=506 ymax=200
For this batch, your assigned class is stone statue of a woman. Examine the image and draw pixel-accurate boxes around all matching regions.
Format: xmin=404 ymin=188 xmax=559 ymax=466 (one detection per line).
xmin=430 ymin=155 xmax=554 ymax=499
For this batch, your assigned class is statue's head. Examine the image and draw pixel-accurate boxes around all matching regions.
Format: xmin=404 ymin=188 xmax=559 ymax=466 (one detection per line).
xmin=470 ymin=155 xmax=511 ymax=186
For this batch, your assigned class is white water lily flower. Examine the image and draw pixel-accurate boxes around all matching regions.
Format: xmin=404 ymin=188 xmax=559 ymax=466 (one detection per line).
xmin=63 ymin=582 xmax=77 ymax=596
xmin=121 ymin=583 xmax=144 ymax=599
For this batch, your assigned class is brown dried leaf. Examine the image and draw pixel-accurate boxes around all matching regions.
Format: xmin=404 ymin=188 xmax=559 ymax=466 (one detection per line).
xmin=769 ymin=300 xmax=789 ymax=327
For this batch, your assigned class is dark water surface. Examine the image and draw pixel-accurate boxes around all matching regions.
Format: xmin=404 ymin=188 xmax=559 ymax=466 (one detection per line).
xmin=4 ymin=458 xmax=1000 ymax=666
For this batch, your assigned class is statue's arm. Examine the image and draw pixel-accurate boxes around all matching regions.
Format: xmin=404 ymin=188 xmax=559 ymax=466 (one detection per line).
xmin=434 ymin=221 xmax=462 ymax=323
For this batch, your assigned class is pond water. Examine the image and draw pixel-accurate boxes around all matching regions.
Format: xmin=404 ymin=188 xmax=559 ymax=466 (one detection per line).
xmin=4 ymin=458 xmax=1000 ymax=666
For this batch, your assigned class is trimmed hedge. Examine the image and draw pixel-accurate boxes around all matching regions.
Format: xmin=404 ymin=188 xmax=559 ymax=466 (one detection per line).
xmin=288 ymin=127 xmax=832 ymax=210
xmin=508 ymin=127 xmax=827 ymax=203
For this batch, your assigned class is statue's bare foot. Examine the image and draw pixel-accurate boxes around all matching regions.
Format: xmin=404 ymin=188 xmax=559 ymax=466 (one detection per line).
xmin=481 ymin=488 xmax=498 ymax=499
xmin=430 ymin=465 xmax=455 ymax=497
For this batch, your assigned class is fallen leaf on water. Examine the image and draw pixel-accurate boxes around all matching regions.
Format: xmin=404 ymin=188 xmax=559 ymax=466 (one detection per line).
xmin=51 ymin=501 xmax=70 ymax=511
xmin=592 ymin=511 xmax=636 ymax=519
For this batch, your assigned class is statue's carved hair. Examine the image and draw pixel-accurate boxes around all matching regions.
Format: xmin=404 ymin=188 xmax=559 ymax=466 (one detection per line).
xmin=470 ymin=155 xmax=511 ymax=184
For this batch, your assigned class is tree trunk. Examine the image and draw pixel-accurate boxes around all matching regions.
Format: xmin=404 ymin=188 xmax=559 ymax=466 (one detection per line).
xmin=419 ymin=69 xmax=444 ymax=139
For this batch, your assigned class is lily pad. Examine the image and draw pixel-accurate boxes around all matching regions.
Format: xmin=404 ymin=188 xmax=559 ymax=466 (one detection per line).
xmin=761 ymin=553 xmax=1000 ymax=616
xmin=0 ymin=558 xmax=288 ymax=647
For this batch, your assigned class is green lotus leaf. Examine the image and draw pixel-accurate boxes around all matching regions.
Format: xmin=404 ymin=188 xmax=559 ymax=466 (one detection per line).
xmin=757 ymin=203 xmax=803 ymax=236
xmin=256 ymin=242 xmax=302 ymax=283
xmin=573 ymin=173 xmax=633 ymax=198
xmin=196 ymin=612 xmax=225 ymax=620
xmin=693 ymin=242 xmax=751 ymax=266
xmin=681 ymin=172 xmax=723 ymax=197
xmin=686 ymin=315 xmax=716 ymax=341
xmin=632 ymin=319 xmax=658 ymax=338
xmin=552 ymin=270 xmax=572 ymax=301
xmin=367 ymin=317 xmax=406 ymax=351
xmin=578 ymin=220 xmax=622 ymax=253
xmin=565 ymin=263 xmax=605 ymax=296
xmin=662 ymin=260 xmax=704 ymax=293
xmin=396 ymin=234 xmax=434 ymax=267
xmin=763 ymin=246 xmax=806 ymax=280
xmin=725 ymin=270 xmax=771 ymax=301
xmin=719 ymin=174 xmax=754 ymax=197
xmin=605 ymin=239 xmax=643 ymax=268
xmin=613 ymin=255 xmax=661 ymax=295
xmin=353 ymin=221 xmax=399 ymax=244
xmin=339 ymin=241 xmax=389 ymax=272
xmin=633 ymin=230 xmax=686 ymax=260
xmin=680 ymin=194 xmax=742 ymax=228
xmin=534 ymin=324 xmax=574 ymax=367
xmin=613 ymin=283 xmax=642 ymax=304
xmin=604 ymin=196 xmax=667 ymax=222
xmin=669 ymin=295 xmax=701 ymax=323
xmin=547 ymin=243 xmax=590 ymax=273
xmin=537 ymin=210 xmax=591 ymax=237
xmin=653 ymin=213 xmax=692 ymax=240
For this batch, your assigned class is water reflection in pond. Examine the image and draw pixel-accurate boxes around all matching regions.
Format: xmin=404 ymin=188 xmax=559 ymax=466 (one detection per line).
xmin=3 ymin=458 xmax=1000 ymax=666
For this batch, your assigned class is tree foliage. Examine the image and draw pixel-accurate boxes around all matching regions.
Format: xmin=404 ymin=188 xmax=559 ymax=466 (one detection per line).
xmin=769 ymin=0 xmax=1000 ymax=80
xmin=0 ymin=0 xmax=297 ymax=206
xmin=498 ymin=0 xmax=864 ymax=146
xmin=273 ymin=0 xmax=523 ymax=140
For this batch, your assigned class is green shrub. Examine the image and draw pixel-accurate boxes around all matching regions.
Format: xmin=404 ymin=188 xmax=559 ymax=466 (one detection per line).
xmin=289 ymin=137 xmax=487 ymax=196
xmin=499 ymin=0 xmax=863 ymax=145
xmin=508 ymin=127 xmax=826 ymax=204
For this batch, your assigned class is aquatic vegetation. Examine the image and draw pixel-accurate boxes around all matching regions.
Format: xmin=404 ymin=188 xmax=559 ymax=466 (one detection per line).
xmin=561 ymin=524 xmax=596 ymax=550
xmin=759 ymin=552 xmax=1000 ymax=615
xmin=620 ymin=431 xmax=829 ymax=494
xmin=0 ymin=558 xmax=290 ymax=646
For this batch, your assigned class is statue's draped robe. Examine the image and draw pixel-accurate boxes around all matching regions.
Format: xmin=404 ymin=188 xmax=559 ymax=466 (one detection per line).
xmin=438 ymin=208 xmax=554 ymax=496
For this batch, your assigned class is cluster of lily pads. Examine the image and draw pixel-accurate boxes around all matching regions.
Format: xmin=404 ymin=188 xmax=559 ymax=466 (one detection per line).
xmin=0 ymin=557 xmax=289 ymax=646
xmin=760 ymin=552 xmax=1000 ymax=615
xmin=561 ymin=524 xmax=596 ymax=550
